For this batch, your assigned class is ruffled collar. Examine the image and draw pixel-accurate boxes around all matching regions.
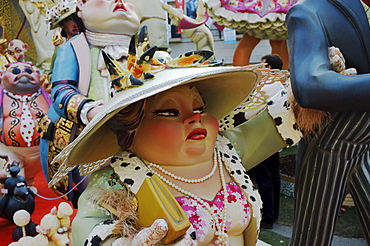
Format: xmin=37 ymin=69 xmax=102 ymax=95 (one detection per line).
xmin=3 ymin=88 xmax=41 ymax=102
xmin=85 ymin=30 xmax=131 ymax=77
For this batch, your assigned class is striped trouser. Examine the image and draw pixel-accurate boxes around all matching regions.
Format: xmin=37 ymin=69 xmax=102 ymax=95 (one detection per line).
xmin=289 ymin=112 xmax=370 ymax=246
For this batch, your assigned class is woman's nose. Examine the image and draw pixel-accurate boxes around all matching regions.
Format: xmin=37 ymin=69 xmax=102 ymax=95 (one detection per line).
xmin=184 ymin=113 xmax=202 ymax=124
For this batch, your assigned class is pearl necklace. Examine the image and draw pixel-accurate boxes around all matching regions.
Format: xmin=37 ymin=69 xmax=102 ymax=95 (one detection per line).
xmin=148 ymin=148 xmax=229 ymax=245
xmin=148 ymin=158 xmax=217 ymax=184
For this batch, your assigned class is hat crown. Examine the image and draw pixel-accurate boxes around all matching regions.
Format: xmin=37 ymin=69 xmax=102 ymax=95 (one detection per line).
xmin=45 ymin=0 xmax=77 ymax=29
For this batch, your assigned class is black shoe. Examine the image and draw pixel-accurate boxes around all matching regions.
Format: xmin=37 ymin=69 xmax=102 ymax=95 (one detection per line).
xmin=261 ymin=222 xmax=273 ymax=229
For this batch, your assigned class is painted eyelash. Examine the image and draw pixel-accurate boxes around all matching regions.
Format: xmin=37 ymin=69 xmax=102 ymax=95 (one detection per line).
xmin=152 ymin=105 xmax=207 ymax=116
xmin=193 ymin=105 xmax=207 ymax=113
xmin=152 ymin=109 xmax=179 ymax=116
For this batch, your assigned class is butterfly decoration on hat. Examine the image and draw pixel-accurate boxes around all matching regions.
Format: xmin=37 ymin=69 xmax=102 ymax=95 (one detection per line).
xmin=103 ymin=25 xmax=223 ymax=98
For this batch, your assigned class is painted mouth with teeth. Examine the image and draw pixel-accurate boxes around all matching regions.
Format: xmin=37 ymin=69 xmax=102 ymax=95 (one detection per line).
xmin=187 ymin=128 xmax=207 ymax=140
xmin=114 ymin=3 xmax=127 ymax=12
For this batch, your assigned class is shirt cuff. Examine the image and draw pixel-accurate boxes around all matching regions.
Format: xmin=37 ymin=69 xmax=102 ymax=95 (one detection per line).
xmin=80 ymin=100 xmax=104 ymax=125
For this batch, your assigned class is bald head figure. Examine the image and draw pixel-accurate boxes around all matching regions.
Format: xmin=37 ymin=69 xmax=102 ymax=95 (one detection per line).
xmin=8 ymin=39 xmax=29 ymax=62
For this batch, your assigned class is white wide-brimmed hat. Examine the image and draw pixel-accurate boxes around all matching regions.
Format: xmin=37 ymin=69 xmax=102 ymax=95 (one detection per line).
xmin=49 ymin=65 xmax=260 ymax=186
xmin=46 ymin=0 xmax=77 ymax=30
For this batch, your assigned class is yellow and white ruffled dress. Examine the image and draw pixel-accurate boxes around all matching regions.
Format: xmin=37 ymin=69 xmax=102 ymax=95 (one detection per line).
xmin=203 ymin=0 xmax=298 ymax=40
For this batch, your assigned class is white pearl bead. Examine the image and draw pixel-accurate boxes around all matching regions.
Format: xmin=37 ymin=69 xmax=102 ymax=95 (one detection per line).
xmin=148 ymin=154 xmax=218 ymax=184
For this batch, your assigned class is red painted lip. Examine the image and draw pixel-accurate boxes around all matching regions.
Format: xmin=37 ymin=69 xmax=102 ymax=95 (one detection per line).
xmin=187 ymin=128 xmax=207 ymax=140
xmin=113 ymin=3 xmax=127 ymax=12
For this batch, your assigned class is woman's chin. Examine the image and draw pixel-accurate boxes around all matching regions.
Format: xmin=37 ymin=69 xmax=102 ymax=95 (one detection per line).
xmin=184 ymin=144 xmax=213 ymax=160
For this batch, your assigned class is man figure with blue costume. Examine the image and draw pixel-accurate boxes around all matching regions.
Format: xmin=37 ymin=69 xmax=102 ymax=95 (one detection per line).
xmin=40 ymin=0 xmax=140 ymax=203
xmin=286 ymin=0 xmax=370 ymax=245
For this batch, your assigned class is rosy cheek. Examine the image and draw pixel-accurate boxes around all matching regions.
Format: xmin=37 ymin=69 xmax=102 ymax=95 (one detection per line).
xmin=33 ymin=77 xmax=41 ymax=85
xmin=94 ymin=0 xmax=105 ymax=7
xmin=205 ymin=115 xmax=220 ymax=135
xmin=147 ymin=121 xmax=180 ymax=143
xmin=2 ymin=74 xmax=14 ymax=85
xmin=126 ymin=3 xmax=136 ymax=12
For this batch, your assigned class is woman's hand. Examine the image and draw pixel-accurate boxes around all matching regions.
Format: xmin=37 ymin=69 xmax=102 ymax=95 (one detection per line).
xmin=112 ymin=219 xmax=196 ymax=246
xmin=131 ymin=219 xmax=168 ymax=245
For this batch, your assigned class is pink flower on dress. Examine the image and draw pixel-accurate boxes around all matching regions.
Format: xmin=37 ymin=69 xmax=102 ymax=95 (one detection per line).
xmin=176 ymin=182 xmax=251 ymax=242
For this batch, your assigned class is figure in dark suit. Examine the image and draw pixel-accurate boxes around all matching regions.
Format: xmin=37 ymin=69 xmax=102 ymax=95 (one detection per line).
xmin=286 ymin=0 xmax=370 ymax=245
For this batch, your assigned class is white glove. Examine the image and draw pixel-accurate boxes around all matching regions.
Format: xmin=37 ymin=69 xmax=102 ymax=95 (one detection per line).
xmin=329 ymin=46 xmax=357 ymax=76
xmin=112 ymin=219 xmax=197 ymax=246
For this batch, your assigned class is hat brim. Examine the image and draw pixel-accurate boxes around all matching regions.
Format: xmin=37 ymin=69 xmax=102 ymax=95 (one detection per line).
xmin=61 ymin=66 xmax=258 ymax=166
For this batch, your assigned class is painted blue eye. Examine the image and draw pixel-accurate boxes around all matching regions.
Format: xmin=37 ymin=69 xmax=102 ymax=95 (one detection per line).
xmin=25 ymin=67 xmax=33 ymax=74
xmin=12 ymin=67 xmax=21 ymax=75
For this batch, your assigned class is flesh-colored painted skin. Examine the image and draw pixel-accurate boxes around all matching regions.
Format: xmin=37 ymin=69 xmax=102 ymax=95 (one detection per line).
xmin=77 ymin=0 xmax=140 ymax=35
xmin=60 ymin=16 xmax=79 ymax=40
xmin=131 ymin=84 xmax=219 ymax=166
xmin=7 ymin=39 xmax=29 ymax=61
xmin=1 ymin=62 xmax=41 ymax=94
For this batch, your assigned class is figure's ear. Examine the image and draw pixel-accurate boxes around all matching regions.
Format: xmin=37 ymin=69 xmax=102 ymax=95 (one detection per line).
xmin=23 ymin=43 xmax=29 ymax=51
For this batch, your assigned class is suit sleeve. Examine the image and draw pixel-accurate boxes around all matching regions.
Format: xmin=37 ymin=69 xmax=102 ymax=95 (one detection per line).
xmin=287 ymin=4 xmax=370 ymax=112
xmin=50 ymin=41 xmax=93 ymax=124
